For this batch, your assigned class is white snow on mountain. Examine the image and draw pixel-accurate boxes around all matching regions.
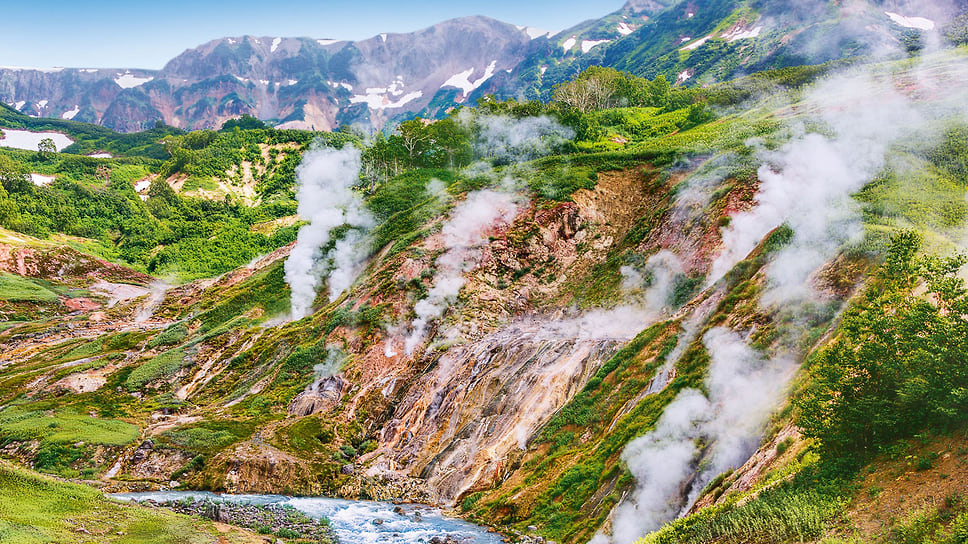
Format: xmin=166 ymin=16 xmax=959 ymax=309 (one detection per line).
xmin=115 ymin=72 xmax=153 ymax=89
xmin=884 ymin=11 xmax=935 ymax=30
xmin=61 ymin=105 xmax=80 ymax=120
xmin=582 ymin=39 xmax=611 ymax=53
xmin=441 ymin=60 xmax=498 ymax=96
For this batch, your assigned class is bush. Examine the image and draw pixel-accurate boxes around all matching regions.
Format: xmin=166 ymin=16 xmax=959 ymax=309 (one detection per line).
xmin=797 ymin=233 xmax=968 ymax=461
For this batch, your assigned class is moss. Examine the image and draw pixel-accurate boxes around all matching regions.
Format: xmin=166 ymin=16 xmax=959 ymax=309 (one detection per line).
xmin=124 ymin=347 xmax=188 ymax=390
xmin=0 ymin=273 xmax=59 ymax=303
xmin=0 ymin=404 xmax=139 ymax=447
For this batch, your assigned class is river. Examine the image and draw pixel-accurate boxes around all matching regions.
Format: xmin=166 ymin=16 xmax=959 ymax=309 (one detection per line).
xmin=111 ymin=491 xmax=505 ymax=544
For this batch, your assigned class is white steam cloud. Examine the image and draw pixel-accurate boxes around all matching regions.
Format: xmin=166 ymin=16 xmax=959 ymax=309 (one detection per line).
xmin=402 ymin=189 xmax=522 ymax=354
xmin=463 ymin=112 xmax=575 ymax=164
xmin=603 ymin=328 xmax=793 ymax=544
xmin=312 ymin=344 xmax=346 ymax=380
xmin=285 ymin=145 xmax=374 ymax=320
xmin=709 ymin=70 xmax=927 ymax=298
xmin=385 ymin=113 xmax=577 ymax=356
xmin=621 ymin=250 xmax=686 ymax=314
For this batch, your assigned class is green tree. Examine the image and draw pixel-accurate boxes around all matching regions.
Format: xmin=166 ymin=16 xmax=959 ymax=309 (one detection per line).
xmin=797 ymin=233 xmax=968 ymax=462
xmin=38 ymin=137 xmax=56 ymax=160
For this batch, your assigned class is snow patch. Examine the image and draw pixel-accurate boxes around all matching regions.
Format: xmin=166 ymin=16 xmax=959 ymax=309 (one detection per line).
xmin=518 ymin=26 xmax=552 ymax=39
xmin=380 ymin=33 xmax=387 ymax=42
xmin=317 ymin=39 xmax=339 ymax=46
xmin=677 ymin=70 xmax=692 ymax=84
xmin=680 ymin=36 xmax=692 ymax=43
xmin=227 ymin=38 xmax=237 ymax=45
xmin=37 ymin=100 xmax=48 ymax=108
xmin=0 ymin=65 xmax=64 ymax=73
xmin=0 ymin=129 xmax=73 ymax=151
xmin=79 ymin=68 xmax=98 ymax=73
xmin=30 ymin=174 xmax=55 ymax=186
xmin=350 ymin=78 xmax=422 ymax=110
xmin=88 ymin=152 xmax=112 ymax=158
xmin=271 ymin=37 xmax=282 ymax=52
xmin=680 ymin=35 xmax=712 ymax=51
xmin=14 ymin=101 xmax=25 ymax=110
xmin=115 ymin=72 xmax=153 ymax=89
xmin=885 ymin=11 xmax=935 ymax=30
xmin=288 ymin=79 xmax=299 ymax=86
xmin=562 ymin=36 xmax=577 ymax=52
xmin=134 ymin=179 xmax=151 ymax=193
xmin=61 ymin=105 xmax=80 ymax=120
xmin=617 ymin=22 xmax=636 ymax=36
xmin=581 ymin=39 xmax=611 ymax=53
xmin=441 ymin=60 xmax=498 ymax=96
xmin=724 ymin=25 xmax=764 ymax=42
xmin=540 ymin=66 xmax=548 ymax=75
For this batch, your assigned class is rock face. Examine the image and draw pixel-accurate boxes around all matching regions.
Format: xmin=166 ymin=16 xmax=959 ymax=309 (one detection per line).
xmin=379 ymin=322 xmax=626 ymax=505
xmin=289 ymin=375 xmax=348 ymax=416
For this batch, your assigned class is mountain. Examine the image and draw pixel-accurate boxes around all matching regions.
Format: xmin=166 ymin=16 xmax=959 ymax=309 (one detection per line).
xmin=4 ymin=2 xmax=968 ymax=544
xmin=4 ymin=0 xmax=965 ymax=132
xmin=0 ymin=15 xmax=538 ymax=133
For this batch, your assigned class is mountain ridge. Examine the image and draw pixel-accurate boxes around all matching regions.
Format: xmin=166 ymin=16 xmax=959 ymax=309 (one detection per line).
xmin=3 ymin=0 xmax=964 ymax=133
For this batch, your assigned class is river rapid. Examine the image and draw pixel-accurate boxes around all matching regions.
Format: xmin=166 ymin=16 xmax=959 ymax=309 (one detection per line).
xmin=111 ymin=491 xmax=504 ymax=544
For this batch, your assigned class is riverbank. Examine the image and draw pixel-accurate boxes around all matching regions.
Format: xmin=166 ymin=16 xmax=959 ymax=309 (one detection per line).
xmin=149 ymin=497 xmax=337 ymax=543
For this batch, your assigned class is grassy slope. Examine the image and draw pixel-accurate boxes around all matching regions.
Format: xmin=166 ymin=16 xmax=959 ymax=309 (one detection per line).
xmin=0 ymin=460 xmax=262 ymax=544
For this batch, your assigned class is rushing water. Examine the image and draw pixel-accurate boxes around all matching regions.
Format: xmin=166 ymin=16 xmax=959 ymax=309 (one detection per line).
xmin=111 ymin=491 xmax=504 ymax=544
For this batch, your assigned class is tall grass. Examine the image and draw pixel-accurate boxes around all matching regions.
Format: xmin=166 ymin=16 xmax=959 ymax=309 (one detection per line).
xmin=641 ymin=485 xmax=847 ymax=544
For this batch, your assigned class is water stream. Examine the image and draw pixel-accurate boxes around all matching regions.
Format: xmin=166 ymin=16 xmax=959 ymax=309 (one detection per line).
xmin=111 ymin=491 xmax=504 ymax=544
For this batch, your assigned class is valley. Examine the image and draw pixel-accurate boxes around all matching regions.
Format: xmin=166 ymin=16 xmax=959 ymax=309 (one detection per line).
xmin=2 ymin=1 xmax=968 ymax=544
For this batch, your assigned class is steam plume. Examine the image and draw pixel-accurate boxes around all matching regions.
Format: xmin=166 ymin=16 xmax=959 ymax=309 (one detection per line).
xmin=285 ymin=145 xmax=374 ymax=320
xmin=403 ymin=189 xmax=522 ymax=354
xmin=461 ymin=112 xmax=575 ymax=164
xmin=603 ymin=328 xmax=793 ymax=544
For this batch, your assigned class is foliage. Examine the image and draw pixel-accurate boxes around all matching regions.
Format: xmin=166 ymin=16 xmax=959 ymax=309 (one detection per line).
xmin=147 ymin=323 xmax=189 ymax=348
xmin=0 ymin=273 xmax=58 ymax=303
xmin=366 ymin=168 xmax=453 ymax=250
xmin=797 ymin=232 xmax=968 ymax=462
xmin=220 ymin=114 xmax=268 ymax=131
xmin=124 ymin=348 xmax=188 ymax=390
xmin=641 ymin=482 xmax=847 ymax=544
xmin=163 ymin=420 xmax=255 ymax=453
xmin=553 ymin=66 xmax=674 ymax=112
xmin=361 ymin=117 xmax=471 ymax=188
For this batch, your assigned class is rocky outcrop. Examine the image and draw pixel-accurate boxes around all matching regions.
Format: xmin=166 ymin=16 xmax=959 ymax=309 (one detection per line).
xmin=0 ymin=244 xmax=152 ymax=285
xmin=157 ymin=498 xmax=337 ymax=543
xmin=379 ymin=322 xmax=626 ymax=506
xmin=289 ymin=375 xmax=348 ymax=416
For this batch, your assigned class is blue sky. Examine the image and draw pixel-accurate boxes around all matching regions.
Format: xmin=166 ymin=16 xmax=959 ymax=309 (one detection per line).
xmin=0 ymin=0 xmax=623 ymax=69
